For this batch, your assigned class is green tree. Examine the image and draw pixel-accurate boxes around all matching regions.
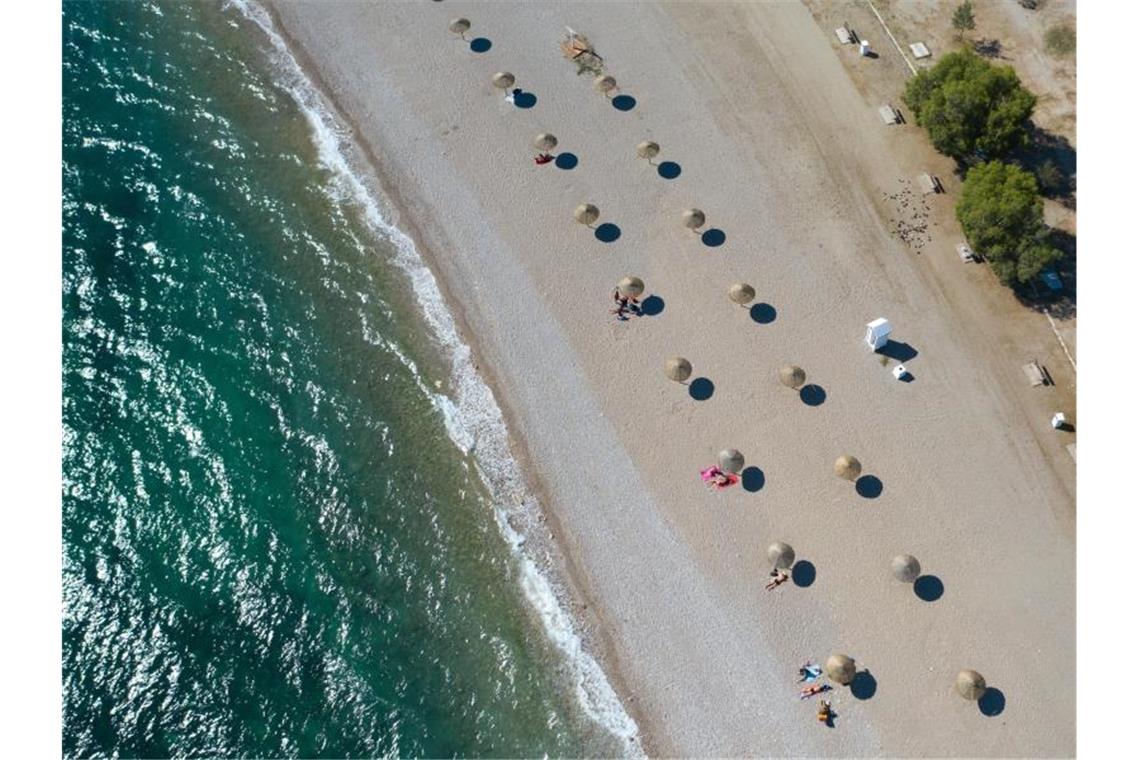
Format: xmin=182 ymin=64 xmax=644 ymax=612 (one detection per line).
xmin=956 ymin=161 xmax=1061 ymax=284
xmin=903 ymin=50 xmax=1036 ymax=160
xmin=952 ymin=2 xmax=976 ymax=41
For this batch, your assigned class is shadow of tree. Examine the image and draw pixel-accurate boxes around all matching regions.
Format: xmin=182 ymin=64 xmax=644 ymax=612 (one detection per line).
xmin=1009 ymin=227 xmax=1076 ymax=320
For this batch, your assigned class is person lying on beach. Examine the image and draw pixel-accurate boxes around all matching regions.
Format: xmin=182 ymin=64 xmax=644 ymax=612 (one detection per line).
xmin=611 ymin=290 xmax=642 ymax=320
xmin=817 ymin=699 xmax=833 ymax=725
xmin=765 ymin=570 xmax=789 ymax=590
xmin=534 ymin=153 xmax=554 ymax=165
xmin=700 ymin=465 xmax=738 ymax=489
xmin=799 ymin=682 xmax=831 ymax=699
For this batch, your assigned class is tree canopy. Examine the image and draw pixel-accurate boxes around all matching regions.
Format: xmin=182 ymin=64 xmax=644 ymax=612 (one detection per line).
xmin=903 ymin=50 xmax=1036 ymax=160
xmin=956 ymin=161 xmax=1061 ymax=284
xmin=952 ymin=2 xmax=976 ymax=41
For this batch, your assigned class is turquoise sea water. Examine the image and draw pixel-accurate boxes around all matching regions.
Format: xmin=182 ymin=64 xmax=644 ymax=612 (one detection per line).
xmin=62 ymin=2 xmax=630 ymax=756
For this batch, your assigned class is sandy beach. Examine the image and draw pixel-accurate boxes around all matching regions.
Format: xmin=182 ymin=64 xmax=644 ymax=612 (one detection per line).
xmin=261 ymin=1 xmax=1075 ymax=755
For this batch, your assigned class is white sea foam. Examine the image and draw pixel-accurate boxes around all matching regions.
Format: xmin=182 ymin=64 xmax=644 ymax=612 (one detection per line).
xmin=228 ymin=1 xmax=642 ymax=752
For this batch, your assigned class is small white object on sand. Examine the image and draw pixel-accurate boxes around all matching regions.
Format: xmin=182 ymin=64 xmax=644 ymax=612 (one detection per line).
xmin=865 ymin=318 xmax=892 ymax=351
xmin=909 ymin=42 xmax=931 ymax=59
xmin=1051 ymin=412 xmax=1066 ymax=429
xmin=835 ymin=27 xmax=854 ymax=44
xmin=859 ymin=40 xmax=872 ymax=56
xmin=879 ymin=104 xmax=900 ymax=124
xmin=893 ymin=365 xmax=909 ymax=380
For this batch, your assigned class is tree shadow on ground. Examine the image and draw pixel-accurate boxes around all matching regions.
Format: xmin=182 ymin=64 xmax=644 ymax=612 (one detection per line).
xmin=1009 ymin=227 xmax=1076 ymax=320
xmin=973 ymin=38 xmax=1006 ymax=59
xmin=1012 ymin=123 xmax=1076 ymax=210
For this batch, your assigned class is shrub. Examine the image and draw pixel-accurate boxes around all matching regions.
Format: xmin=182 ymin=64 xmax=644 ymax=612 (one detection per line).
xmin=952 ymin=2 xmax=976 ymax=41
xmin=903 ymin=50 xmax=1036 ymax=160
xmin=956 ymin=161 xmax=1061 ymax=284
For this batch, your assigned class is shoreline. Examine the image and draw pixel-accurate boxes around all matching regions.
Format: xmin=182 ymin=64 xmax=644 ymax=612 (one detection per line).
xmin=233 ymin=0 xmax=649 ymax=752
xmin=253 ymin=1 xmax=1074 ymax=755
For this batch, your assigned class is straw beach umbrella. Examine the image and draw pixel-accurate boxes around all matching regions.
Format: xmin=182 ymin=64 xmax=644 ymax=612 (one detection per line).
xmin=766 ymin=542 xmax=795 ymax=570
xmin=718 ymin=448 xmax=745 ymax=475
xmin=664 ymin=357 xmax=692 ymax=384
xmin=491 ymin=71 xmax=516 ymax=93
xmin=891 ymin=554 xmax=921 ymax=583
xmin=574 ymin=203 xmax=600 ymax=227
xmin=956 ymin=670 xmax=987 ymax=700
xmin=834 ymin=455 xmax=862 ymax=481
xmin=594 ymin=74 xmax=618 ymax=97
xmin=825 ymin=654 xmax=856 ymax=685
xmin=682 ymin=208 xmax=706 ymax=232
xmin=617 ymin=277 xmax=645 ymax=298
xmin=779 ymin=365 xmax=806 ymax=390
xmin=533 ymin=132 xmax=558 ymax=155
xmin=728 ymin=283 xmax=756 ymax=307
xmin=448 ymin=18 xmax=471 ymax=40
xmin=636 ymin=140 xmax=660 ymax=163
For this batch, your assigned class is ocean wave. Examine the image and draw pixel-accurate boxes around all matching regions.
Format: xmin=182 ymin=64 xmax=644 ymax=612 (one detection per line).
xmin=227 ymin=0 xmax=642 ymax=752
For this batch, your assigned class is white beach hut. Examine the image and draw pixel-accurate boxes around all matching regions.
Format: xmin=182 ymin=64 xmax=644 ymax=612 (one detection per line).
xmin=865 ymin=318 xmax=892 ymax=351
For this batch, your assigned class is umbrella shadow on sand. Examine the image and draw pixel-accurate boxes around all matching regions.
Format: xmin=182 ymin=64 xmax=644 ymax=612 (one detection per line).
xmin=749 ymin=303 xmax=777 ymax=324
xmin=469 ymin=38 xmax=492 ymax=53
xmin=741 ymin=466 xmax=765 ymax=492
xmin=913 ymin=574 xmax=944 ymax=602
xmin=791 ymin=559 xmax=815 ymax=587
xmin=850 ymin=670 xmax=877 ymax=700
xmin=688 ymin=377 xmax=714 ymax=401
xmin=978 ymin=687 xmax=1006 ymax=716
xmin=639 ymin=295 xmax=665 ymax=316
xmin=555 ymin=152 xmax=579 ymax=170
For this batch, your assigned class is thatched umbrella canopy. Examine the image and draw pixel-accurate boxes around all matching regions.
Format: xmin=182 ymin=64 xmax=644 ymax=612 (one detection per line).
xmin=682 ymin=208 xmax=706 ymax=231
xmin=449 ymin=18 xmax=471 ymax=38
xmin=834 ymin=455 xmax=862 ymax=481
xmin=617 ymin=276 xmax=645 ymax=298
xmin=574 ymin=203 xmax=600 ymax=226
xmin=636 ymin=140 xmax=660 ymax=161
xmin=779 ymin=365 xmax=806 ymax=390
xmin=728 ymin=282 xmax=756 ymax=306
xmin=891 ymin=554 xmax=921 ymax=583
xmin=718 ymin=448 xmax=745 ymax=474
xmin=766 ymin=542 xmax=795 ymax=570
xmin=664 ymin=357 xmax=692 ymax=384
xmin=491 ymin=71 xmax=516 ymax=91
xmin=533 ymin=132 xmax=558 ymax=152
xmin=594 ymin=74 xmax=618 ymax=96
xmin=825 ymin=654 xmax=856 ymax=685
xmin=956 ymin=670 xmax=987 ymax=700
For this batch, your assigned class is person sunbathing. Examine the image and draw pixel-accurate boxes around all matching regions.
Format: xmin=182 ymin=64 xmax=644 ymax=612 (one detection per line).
xmin=534 ymin=153 xmax=554 ymax=165
xmin=799 ymin=682 xmax=830 ymax=699
xmin=700 ymin=465 xmax=738 ymax=489
xmin=765 ymin=570 xmax=789 ymax=590
xmin=817 ymin=699 xmax=833 ymax=726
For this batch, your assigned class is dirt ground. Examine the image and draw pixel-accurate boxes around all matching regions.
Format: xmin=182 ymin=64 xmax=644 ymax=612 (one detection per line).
xmin=803 ymin=0 xmax=1076 ymax=462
